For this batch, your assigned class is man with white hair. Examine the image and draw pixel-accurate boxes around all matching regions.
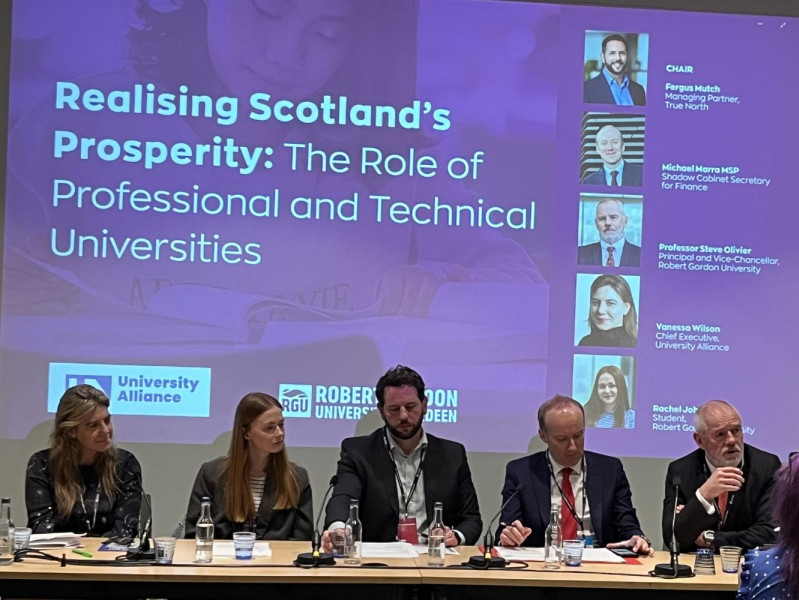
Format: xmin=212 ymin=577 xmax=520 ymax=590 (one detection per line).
xmin=662 ymin=400 xmax=780 ymax=553
xmin=577 ymin=197 xmax=641 ymax=267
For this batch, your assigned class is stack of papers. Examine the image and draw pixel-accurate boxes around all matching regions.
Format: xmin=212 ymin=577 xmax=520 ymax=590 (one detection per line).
xmin=29 ymin=532 xmax=86 ymax=548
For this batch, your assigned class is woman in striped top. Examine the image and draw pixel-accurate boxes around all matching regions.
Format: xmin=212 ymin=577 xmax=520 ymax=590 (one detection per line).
xmin=584 ymin=365 xmax=635 ymax=429
xmin=184 ymin=393 xmax=313 ymax=539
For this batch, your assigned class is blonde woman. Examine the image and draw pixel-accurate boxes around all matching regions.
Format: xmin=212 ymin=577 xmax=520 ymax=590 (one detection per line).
xmin=25 ymin=384 xmax=142 ymax=537
xmin=184 ymin=393 xmax=312 ymax=539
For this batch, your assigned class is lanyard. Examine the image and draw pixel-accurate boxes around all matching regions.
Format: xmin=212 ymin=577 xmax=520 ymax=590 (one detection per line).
xmin=383 ymin=428 xmax=426 ymax=518
xmin=79 ymin=488 xmax=101 ymax=533
xmin=546 ymin=451 xmax=587 ymax=532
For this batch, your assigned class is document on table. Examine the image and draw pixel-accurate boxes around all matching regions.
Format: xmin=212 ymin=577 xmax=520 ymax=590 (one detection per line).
xmin=361 ymin=542 xmax=419 ymax=558
xmin=414 ymin=545 xmax=459 ymax=555
xmin=29 ymin=532 xmax=86 ymax=548
xmin=496 ymin=546 xmax=625 ymax=563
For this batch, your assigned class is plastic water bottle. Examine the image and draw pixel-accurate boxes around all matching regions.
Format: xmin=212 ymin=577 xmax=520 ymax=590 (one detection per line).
xmin=544 ymin=502 xmax=562 ymax=569
xmin=344 ymin=499 xmax=362 ymax=565
xmin=427 ymin=501 xmax=446 ymax=567
xmin=0 ymin=498 xmax=13 ymax=566
xmin=194 ymin=496 xmax=214 ymax=563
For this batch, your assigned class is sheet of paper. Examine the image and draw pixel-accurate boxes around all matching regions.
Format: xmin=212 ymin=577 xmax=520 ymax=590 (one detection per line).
xmin=361 ymin=542 xmax=419 ymax=558
xmin=211 ymin=541 xmax=272 ymax=558
xmin=29 ymin=532 xmax=86 ymax=548
xmin=496 ymin=546 xmax=626 ymax=563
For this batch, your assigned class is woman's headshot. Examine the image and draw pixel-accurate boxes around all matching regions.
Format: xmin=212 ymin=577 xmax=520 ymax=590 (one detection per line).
xmin=576 ymin=274 xmax=639 ymax=348
xmin=584 ymin=365 xmax=635 ymax=429
xmin=25 ymin=384 xmax=143 ymax=537
xmin=183 ymin=392 xmax=312 ymax=540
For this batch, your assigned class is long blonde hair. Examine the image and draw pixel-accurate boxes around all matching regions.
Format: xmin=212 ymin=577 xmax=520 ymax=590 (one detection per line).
xmin=223 ymin=393 xmax=299 ymax=522
xmin=50 ymin=385 xmax=118 ymax=519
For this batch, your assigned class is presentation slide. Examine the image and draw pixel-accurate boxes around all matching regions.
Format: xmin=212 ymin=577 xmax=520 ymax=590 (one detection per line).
xmin=1 ymin=0 xmax=796 ymax=459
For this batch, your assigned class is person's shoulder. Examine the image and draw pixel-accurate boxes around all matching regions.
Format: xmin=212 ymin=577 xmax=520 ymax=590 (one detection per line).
xmin=341 ymin=429 xmax=383 ymax=450
xmin=507 ymin=452 xmax=543 ymax=471
xmin=290 ymin=463 xmax=311 ymax=485
xmin=115 ymin=447 xmax=140 ymax=463
xmin=744 ymin=444 xmax=782 ymax=469
xmin=27 ymin=448 xmax=51 ymax=468
xmin=585 ymin=450 xmax=623 ymax=469
xmin=425 ymin=432 xmax=465 ymax=452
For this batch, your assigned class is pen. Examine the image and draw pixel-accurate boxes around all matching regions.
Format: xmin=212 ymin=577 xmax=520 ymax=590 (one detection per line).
xmin=72 ymin=549 xmax=93 ymax=558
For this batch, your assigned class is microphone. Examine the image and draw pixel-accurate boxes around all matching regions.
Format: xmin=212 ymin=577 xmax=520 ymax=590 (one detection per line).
xmin=653 ymin=476 xmax=692 ymax=578
xmin=295 ymin=475 xmax=338 ymax=567
xmin=126 ymin=472 xmax=155 ymax=561
xmin=467 ymin=483 xmax=524 ymax=569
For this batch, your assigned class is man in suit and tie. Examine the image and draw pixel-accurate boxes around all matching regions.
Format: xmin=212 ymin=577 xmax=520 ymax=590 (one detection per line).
xmin=578 ymin=197 xmax=641 ymax=267
xmin=498 ymin=395 xmax=652 ymax=553
xmin=323 ymin=365 xmax=481 ymax=548
xmin=583 ymin=34 xmax=647 ymax=106
xmin=662 ymin=400 xmax=780 ymax=553
xmin=581 ymin=125 xmax=643 ymax=187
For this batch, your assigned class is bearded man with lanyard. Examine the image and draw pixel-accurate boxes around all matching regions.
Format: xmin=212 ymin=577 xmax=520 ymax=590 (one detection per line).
xmin=497 ymin=395 xmax=652 ymax=554
xmin=323 ymin=365 xmax=482 ymax=550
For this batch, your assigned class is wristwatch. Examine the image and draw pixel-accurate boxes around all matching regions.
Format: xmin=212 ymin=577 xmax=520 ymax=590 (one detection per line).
xmin=702 ymin=530 xmax=715 ymax=549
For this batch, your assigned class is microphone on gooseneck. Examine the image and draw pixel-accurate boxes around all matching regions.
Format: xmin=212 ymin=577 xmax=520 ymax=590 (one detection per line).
xmin=466 ymin=483 xmax=524 ymax=569
xmin=653 ymin=476 xmax=692 ymax=578
xmin=295 ymin=475 xmax=338 ymax=567
xmin=126 ymin=471 xmax=155 ymax=561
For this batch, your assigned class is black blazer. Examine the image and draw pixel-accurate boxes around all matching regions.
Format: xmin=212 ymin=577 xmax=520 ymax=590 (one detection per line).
xmin=662 ymin=445 xmax=780 ymax=552
xmin=583 ymin=72 xmax=647 ymax=106
xmin=577 ymin=240 xmax=641 ymax=267
xmin=581 ymin=162 xmax=643 ymax=187
xmin=184 ymin=457 xmax=313 ymax=540
xmin=324 ymin=428 xmax=482 ymax=544
xmin=497 ymin=451 xmax=644 ymax=546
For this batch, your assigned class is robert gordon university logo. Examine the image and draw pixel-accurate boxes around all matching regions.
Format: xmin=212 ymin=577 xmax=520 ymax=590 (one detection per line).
xmin=279 ymin=384 xmax=312 ymax=418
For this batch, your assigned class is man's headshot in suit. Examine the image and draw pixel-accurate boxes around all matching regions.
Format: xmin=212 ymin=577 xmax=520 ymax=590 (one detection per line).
xmin=578 ymin=197 xmax=641 ymax=267
xmin=580 ymin=125 xmax=643 ymax=187
xmin=584 ymin=34 xmax=646 ymax=106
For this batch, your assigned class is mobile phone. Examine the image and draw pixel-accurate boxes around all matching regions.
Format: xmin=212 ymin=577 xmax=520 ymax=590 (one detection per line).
xmin=610 ymin=548 xmax=638 ymax=558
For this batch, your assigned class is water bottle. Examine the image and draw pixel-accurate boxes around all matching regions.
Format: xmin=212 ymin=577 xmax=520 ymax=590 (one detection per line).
xmin=0 ymin=498 xmax=13 ymax=566
xmin=344 ymin=499 xmax=362 ymax=565
xmin=194 ymin=496 xmax=214 ymax=563
xmin=544 ymin=502 xmax=562 ymax=569
xmin=427 ymin=501 xmax=446 ymax=567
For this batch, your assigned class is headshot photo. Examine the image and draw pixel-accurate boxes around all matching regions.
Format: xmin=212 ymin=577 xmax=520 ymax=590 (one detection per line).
xmin=573 ymin=355 xmax=636 ymax=429
xmin=583 ymin=31 xmax=649 ymax=106
xmin=579 ymin=113 xmax=645 ymax=187
xmin=577 ymin=194 xmax=642 ymax=267
xmin=574 ymin=273 xmax=640 ymax=348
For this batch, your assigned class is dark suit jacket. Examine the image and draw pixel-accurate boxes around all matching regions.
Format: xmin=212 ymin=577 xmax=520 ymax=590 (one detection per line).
xmin=583 ymin=72 xmax=647 ymax=106
xmin=577 ymin=240 xmax=641 ymax=267
xmin=662 ymin=445 xmax=780 ymax=552
xmin=581 ymin=162 xmax=643 ymax=187
xmin=325 ymin=428 xmax=482 ymax=544
xmin=184 ymin=457 xmax=313 ymax=540
xmin=497 ymin=451 xmax=643 ymax=546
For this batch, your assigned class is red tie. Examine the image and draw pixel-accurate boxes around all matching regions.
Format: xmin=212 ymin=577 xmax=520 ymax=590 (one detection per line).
xmin=606 ymin=246 xmax=615 ymax=267
xmin=610 ymin=171 xmax=619 ymax=186
xmin=560 ymin=468 xmax=579 ymax=539
xmin=718 ymin=491 xmax=729 ymax=521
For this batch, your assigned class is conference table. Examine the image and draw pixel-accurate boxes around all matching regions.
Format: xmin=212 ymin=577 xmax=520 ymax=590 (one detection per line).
xmin=0 ymin=540 xmax=738 ymax=600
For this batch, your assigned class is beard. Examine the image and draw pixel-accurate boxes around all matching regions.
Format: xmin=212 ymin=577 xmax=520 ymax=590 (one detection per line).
xmin=600 ymin=229 xmax=623 ymax=245
xmin=385 ymin=419 xmax=423 ymax=441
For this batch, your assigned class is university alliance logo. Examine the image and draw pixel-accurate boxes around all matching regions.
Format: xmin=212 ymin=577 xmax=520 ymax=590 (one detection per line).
xmin=278 ymin=384 xmax=312 ymax=418
xmin=65 ymin=375 xmax=113 ymax=398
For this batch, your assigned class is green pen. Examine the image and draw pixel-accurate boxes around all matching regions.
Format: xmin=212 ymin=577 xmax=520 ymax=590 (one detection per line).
xmin=72 ymin=549 xmax=93 ymax=558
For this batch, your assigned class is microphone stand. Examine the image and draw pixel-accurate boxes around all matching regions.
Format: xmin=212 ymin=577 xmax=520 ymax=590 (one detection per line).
xmin=467 ymin=485 xmax=523 ymax=569
xmin=295 ymin=476 xmax=338 ymax=567
xmin=126 ymin=475 xmax=155 ymax=561
xmin=653 ymin=479 xmax=693 ymax=578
